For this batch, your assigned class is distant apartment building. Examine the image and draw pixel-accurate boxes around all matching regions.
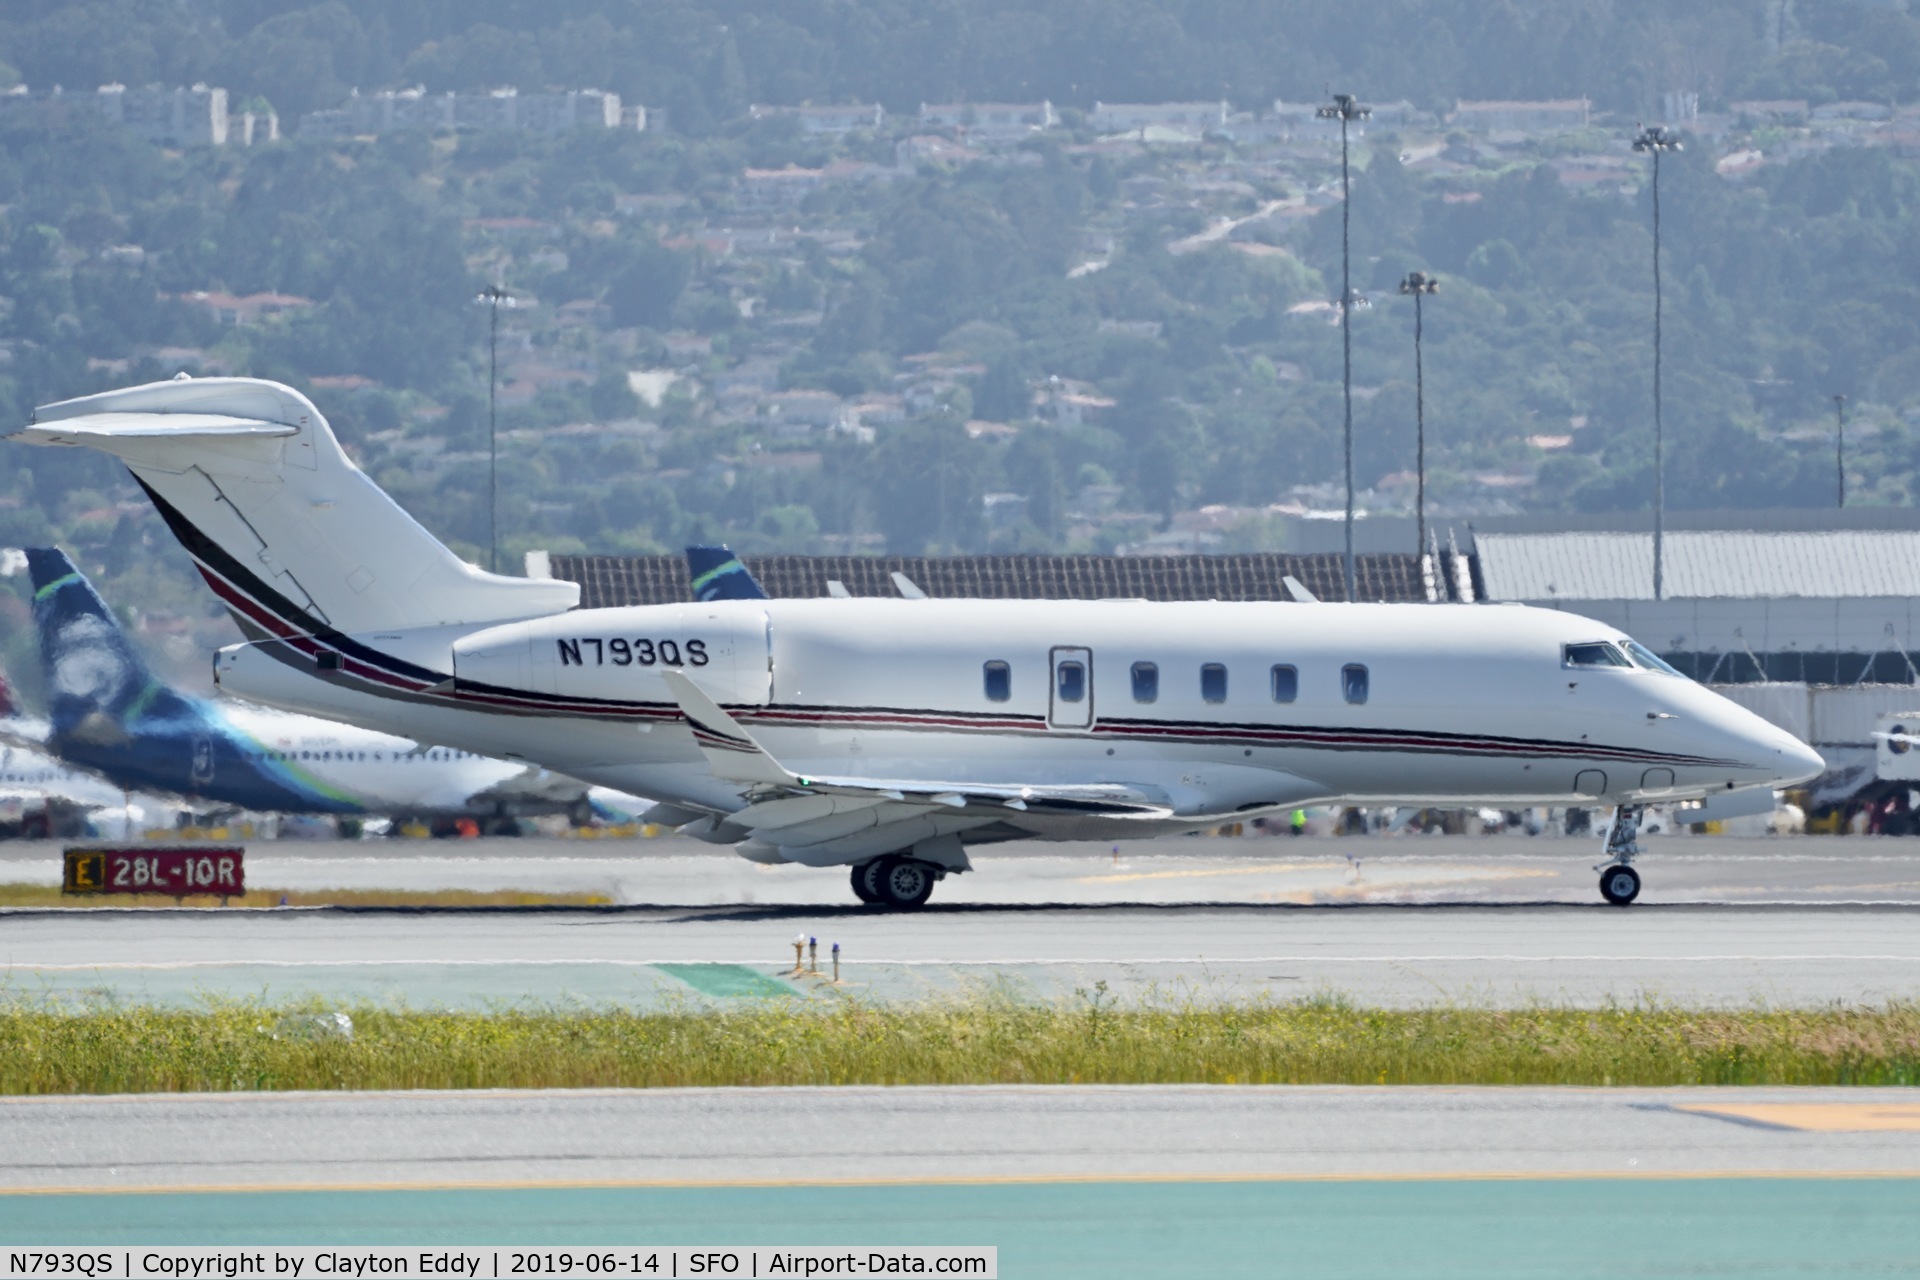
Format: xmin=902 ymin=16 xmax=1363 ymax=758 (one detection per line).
xmin=0 ymin=83 xmax=255 ymax=146
xmin=917 ymin=101 xmax=1056 ymax=141
xmin=96 ymin=83 xmax=228 ymax=145
xmin=300 ymin=87 xmax=633 ymax=138
xmin=747 ymin=103 xmax=885 ymax=136
xmin=1091 ymin=101 xmax=1229 ymax=136
xmin=1449 ymin=98 xmax=1592 ymax=133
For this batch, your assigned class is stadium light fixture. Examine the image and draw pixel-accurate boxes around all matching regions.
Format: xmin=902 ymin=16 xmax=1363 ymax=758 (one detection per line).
xmin=1318 ymin=92 xmax=1371 ymax=602
xmin=1632 ymin=124 xmax=1681 ymax=600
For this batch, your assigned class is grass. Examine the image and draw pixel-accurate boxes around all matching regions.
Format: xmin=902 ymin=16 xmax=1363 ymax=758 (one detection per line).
xmin=1 ymin=993 xmax=1917 ymax=1093
xmin=0 ymin=883 xmax=613 ymax=908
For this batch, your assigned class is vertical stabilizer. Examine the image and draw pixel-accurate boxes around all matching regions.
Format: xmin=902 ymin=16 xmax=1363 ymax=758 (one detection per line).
xmin=686 ymin=545 xmax=769 ymax=601
xmin=11 ymin=377 xmax=579 ymax=637
xmin=27 ymin=547 xmax=197 ymax=738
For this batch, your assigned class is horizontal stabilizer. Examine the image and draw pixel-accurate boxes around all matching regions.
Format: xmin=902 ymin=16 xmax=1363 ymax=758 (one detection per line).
xmin=0 ymin=721 xmax=50 ymax=752
xmin=11 ymin=412 xmax=296 ymax=443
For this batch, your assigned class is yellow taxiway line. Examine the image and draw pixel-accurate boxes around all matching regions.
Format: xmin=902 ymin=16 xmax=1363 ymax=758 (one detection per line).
xmin=1676 ymin=1102 xmax=1920 ymax=1132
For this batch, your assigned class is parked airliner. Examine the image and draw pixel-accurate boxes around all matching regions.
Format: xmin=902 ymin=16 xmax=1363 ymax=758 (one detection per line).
xmin=3 ymin=545 xmax=609 ymax=828
xmin=0 ymin=672 xmax=149 ymax=836
xmin=9 ymin=377 xmax=1823 ymax=905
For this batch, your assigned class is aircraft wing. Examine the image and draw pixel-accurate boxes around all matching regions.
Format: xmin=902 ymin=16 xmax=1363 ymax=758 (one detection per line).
xmin=659 ymin=670 xmax=1173 ymax=820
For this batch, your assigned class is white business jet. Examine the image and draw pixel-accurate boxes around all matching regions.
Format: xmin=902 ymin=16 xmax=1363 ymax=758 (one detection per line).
xmin=9 ymin=377 xmax=1823 ymax=907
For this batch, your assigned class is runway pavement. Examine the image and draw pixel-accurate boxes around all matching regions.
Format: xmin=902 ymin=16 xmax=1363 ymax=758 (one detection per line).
xmin=7 ymin=831 xmax=1920 ymax=906
xmin=4 ymin=1084 xmax=1919 ymax=1189
xmin=3 ymin=898 xmax=1919 ymax=1008
xmin=4 ymin=834 xmax=1920 ymax=1008
xmin=2 ymin=1088 xmax=1917 ymax=1277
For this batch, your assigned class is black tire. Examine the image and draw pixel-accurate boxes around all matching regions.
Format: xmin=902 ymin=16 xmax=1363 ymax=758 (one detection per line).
xmin=851 ymin=861 xmax=883 ymax=904
xmin=872 ymin=855 xmax=937 ymax=910
xmin=1599 ymin=864 xmax=1642 ymax=906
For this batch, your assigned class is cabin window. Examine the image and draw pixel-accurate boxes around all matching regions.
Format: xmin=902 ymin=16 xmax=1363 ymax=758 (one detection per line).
xmin=1342 ymin=664 xmax=1370 ymax=705
xmin=1131 ymin=662 xmax=1159 ymax=703
xmin=1270 ymin=664 xmax=1298 ymax=703
xmin=983 ymin=660 xmax=1011 ymax=702
xmin=1201 ymin=663 xmax=1228 ymax=704
xmin=1057 ymin=660 xmax=1086 ymax=703
xmin=1564 ymin=641 xmax=1631 ymax=669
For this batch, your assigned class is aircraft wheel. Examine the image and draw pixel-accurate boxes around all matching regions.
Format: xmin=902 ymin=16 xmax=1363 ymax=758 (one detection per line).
xmin=1599 ymin=864 xmax=1642 ymax=906
xmin=851 ymin=860 xmax=883 ymax=905
xmin=872 ymin=855 xmax=937 ymax=910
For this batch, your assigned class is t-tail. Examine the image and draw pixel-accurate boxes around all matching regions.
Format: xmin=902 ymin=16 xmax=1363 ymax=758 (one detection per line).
xmin=27 ymin=546 xmax=199 ymax=739
xmin=8 ymin=378 xmax=578 ymax=644
xmin=686 ymin=545 xmax=768 ymax=602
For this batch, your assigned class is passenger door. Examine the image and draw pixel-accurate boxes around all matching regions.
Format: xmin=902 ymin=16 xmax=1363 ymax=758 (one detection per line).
xmin=1049 ymin=646 xmax=1094 ymax=730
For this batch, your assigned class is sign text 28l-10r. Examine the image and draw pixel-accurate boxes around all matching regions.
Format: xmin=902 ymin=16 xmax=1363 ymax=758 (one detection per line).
xmin=63 ymin=847 xmax=245 ymax=898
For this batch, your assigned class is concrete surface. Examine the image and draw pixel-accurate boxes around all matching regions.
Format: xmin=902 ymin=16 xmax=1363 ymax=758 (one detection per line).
xmin=3 ymin=1085 xmax=1918 ymax=1190
xmin=4 ymin=1089 xmax=1919 ymax=1280
xmin=7 ymin=833 xmax=1920 ymax=906
xmin=3 ymin=900 xmax=1918 ymax=1008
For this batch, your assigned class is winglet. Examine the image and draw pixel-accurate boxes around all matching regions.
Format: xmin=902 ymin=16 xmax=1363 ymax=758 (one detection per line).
xmin=658 ymin=669 xmax=797 ymax=786
xmin=1282 ymin=575 xmax=1319 ymax=603
xmin=890 ymin=571 xmax=927 ymax=599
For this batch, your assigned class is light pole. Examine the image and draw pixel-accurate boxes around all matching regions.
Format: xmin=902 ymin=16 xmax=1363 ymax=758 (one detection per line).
xmin=476 ymin=284 xmax=515 ymax=573
xmin=1833 ymin=394 xmax=1847 ymax=508
xmin=1399 ymin=271 xmax=1438 ymax=587
xmin=1632 ymin=124 xmax=1681 ymax=600
xmin=1318 ymin=91 xmax=1370 ymax=603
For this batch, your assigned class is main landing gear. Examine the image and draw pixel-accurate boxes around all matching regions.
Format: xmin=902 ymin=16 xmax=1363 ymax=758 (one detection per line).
xmin=1597 ymin=805 xmax=1644 ymax=906
xmin=851 ymin=855 xmax=940 ymax=910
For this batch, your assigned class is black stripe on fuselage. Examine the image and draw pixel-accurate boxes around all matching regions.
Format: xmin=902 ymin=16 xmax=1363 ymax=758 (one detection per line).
xmin=131 ymin=476 xmax=1740 ymax=771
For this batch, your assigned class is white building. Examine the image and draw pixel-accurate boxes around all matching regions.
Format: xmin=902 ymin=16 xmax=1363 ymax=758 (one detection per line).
xmin=301 ymin=88 xmax=633 ymax=137
xmin=96 ymin=83 xmax=228 ymax=145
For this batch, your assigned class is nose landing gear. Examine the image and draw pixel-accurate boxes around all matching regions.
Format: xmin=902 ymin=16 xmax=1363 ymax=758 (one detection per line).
xmin=1596 ymin=804 xmax=1644 ymax=906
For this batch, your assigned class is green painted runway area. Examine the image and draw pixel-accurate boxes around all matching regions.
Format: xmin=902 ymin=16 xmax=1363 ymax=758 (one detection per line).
xmin=5 ymin=1180 xmax=1919 ymax=1278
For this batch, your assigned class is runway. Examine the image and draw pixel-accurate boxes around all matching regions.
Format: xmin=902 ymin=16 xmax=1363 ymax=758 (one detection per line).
xmin=4 ymin=835 xmax=1920 ymax=1007
xmin=6 ymin=1085 xmax=1919 ymax=1190
xmin=3 ymin=901 xmax=1919 ymax=1008
xmin=2 ymin=1088 xmax=1917 ymax=1277
xmin=10 ymin=832 xmax=1920 ymax=907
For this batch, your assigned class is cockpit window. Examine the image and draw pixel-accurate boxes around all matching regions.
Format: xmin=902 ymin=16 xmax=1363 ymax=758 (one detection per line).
xmin=1563 ymin=641 xmax=1631 ymax=669
xmin=1623 ymin=639 xmax=1683 ymax=676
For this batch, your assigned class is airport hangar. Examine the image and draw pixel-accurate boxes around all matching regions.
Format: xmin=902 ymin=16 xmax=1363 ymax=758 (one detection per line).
xmin=527 ymin=506 xmax=1920 ymax=813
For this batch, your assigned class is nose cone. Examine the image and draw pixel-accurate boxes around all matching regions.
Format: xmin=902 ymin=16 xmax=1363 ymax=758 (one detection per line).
xmin=1695 ymin=686 xmax=1826 ymax=789
xmin=1772 ymin=733 xmax=1826 ymax=789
